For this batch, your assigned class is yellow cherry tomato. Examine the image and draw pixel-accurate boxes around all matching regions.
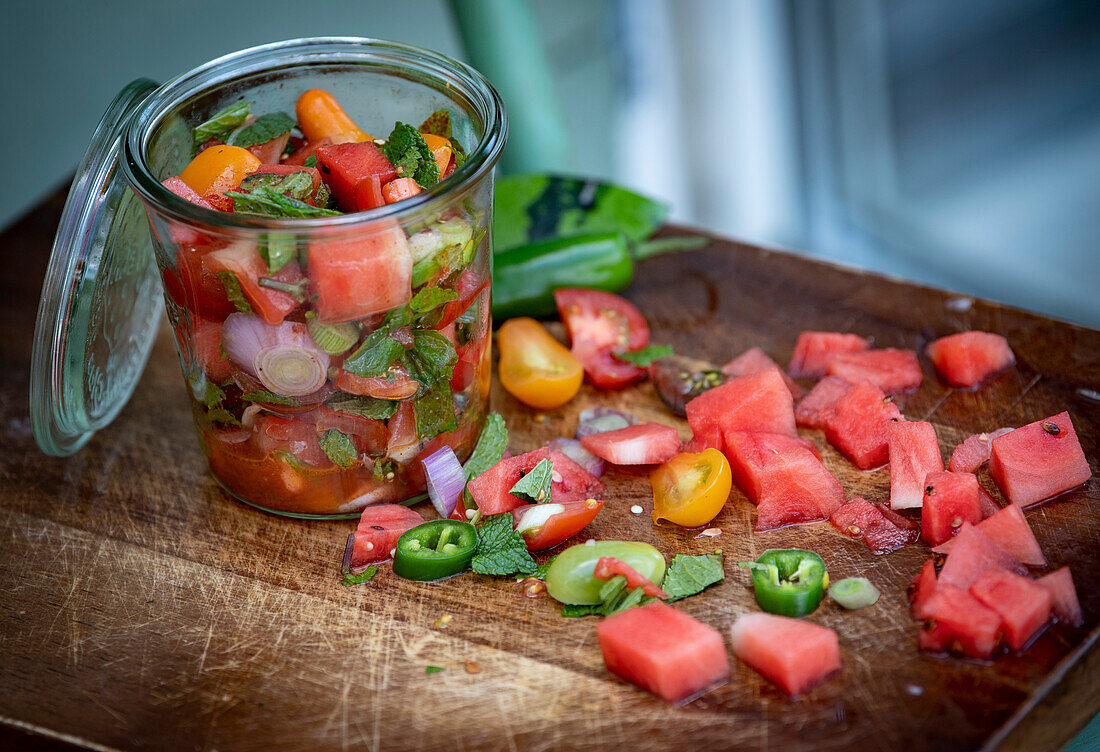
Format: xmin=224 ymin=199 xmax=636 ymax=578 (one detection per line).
xmin=650 ymin=449 xmax=732 ymax=528
xmin=421 ymin=132 xmax=453 ymax=176
xmin=498 ymin=318 xmax=583 ymax=410
xmin=178 ymin=145 xmax=261 ymax=197
xmin=296 ymin=89 xmax=373 ymax=144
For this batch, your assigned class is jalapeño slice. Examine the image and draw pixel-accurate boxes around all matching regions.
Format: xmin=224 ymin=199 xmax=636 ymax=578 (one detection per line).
xmin=393 ymin=520 xmax=478 ymax=581
xmin=738 ymin=549 xmax=828 ymax=617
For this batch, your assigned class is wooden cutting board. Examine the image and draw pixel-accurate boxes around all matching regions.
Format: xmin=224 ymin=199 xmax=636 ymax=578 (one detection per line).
xmin=1 ymin=189 xmax=1097 ymax=752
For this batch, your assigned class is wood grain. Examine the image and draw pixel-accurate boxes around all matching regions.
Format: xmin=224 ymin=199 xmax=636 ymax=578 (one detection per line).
xmin=0 ymin=188 xmax=1097 ymax=752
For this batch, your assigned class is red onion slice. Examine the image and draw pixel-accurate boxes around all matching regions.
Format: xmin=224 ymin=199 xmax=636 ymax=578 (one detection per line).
xmin=575 ymin=408 xmax=638 ymax=439
xmin=421 ymin=446 xmax=466 ymax=519
xmin=222 ymin=313 xmax=330 ymax=397
xmin=549 ymin=438 xmax=606 ymax=478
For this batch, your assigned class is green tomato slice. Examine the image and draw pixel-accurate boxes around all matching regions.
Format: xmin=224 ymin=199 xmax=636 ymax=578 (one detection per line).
xmin=545 ymin=541 xmax=666 ymax=605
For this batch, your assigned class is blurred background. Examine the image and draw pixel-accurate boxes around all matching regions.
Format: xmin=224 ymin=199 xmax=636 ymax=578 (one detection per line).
xmin=4 ymin=0 xmax=1099 ymax=329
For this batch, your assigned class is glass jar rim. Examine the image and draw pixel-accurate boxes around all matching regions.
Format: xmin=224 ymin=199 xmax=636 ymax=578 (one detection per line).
xmin=123 ymin=37 xmax=507 ymax=232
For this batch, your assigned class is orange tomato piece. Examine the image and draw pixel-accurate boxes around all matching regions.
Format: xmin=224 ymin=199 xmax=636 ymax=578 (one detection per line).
xmin=296 ymin=88 xmax=373 ymax=144
xmin=650 ymin=448 xmax=732 ymax=528
xmin=382 ymin=177 xmax=422 ymax=204
xmin=498 ymin=318 xmax=583 ymax=410
xmin=421 ymin=132 xmax=453 ymax=176
xmin=178 ymin=145 xmax=260 ymax=197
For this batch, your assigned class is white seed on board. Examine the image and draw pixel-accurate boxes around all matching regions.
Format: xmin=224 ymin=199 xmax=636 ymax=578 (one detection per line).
xmin=630 ymin=505 xmax=643 ymax=515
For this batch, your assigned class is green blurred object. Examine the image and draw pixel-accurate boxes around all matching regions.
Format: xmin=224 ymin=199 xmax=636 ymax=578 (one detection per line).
xmin=448 ymin=0 xmax=571 ymax=173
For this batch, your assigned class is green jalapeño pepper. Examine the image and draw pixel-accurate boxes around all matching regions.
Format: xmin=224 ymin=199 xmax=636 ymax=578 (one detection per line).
xmin=739 ymin=549 xmax=828 ymax=617
xmin=393 ymin=520 xmax=478 ymax=581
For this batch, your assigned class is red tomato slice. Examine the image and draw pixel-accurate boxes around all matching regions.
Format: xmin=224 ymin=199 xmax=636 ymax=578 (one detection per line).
xmin=433 ymin=270 xmax=489 ymax=331
xmin=593 ymin=557 xmax=669 ymax=599
xmin=386 ymin=399 xmax=421 ymax=463
xmin=511 ymin=498 xmax=604 ymax=551
xmin=285 ymin=136 xmax=331 ymax=166
xmin=165 ymin=244 xmax=236 ymax=319
xmin=350 ymin=504 xmax=424 ymax=567
xmin=246 ymin=132 xmax=292 ymax=165
xmin=334 ymin=365 xmax=420 ymax=400
xmin=554 ymin=288 xmax=650 ymax=388
xmin=310 ymin=406 xmax=388 ymax=453
xmin=251 ymin=415 xmax=333 ymax=468
xmin=579 ymin=423 xmax=680 ymax=465
xmin=190 ymin=315 xmax=233 ymax=383
xmin=203 ymin=242 xmax=303 ymax=324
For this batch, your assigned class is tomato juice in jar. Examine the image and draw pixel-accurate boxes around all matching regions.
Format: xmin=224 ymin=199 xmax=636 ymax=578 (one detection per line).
xmin=117 ymin=40 xmax=505 ymax=517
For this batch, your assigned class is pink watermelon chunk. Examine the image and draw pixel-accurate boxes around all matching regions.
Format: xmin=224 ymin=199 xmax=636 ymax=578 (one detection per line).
xmin=722 ymin=347 xmax=803 ymax=399
xmin=821 ymin=381 xmax=903 ymax=470
xmin=685 ymin=369 xmax=797 ymax=442
xmin=824 ymin=348 xmax=923 ymax=394
xmin=948 ymin=427 xmax=1014 ymax=473
xmin=917 ymin=585 xmax=1003 ymax=659
xmin=681 ymin=424 xmax=724 ymax=454
xmin=921 ymin=470 xmax=982 ymax=546
xmin=977 ymin=486 xmax=1001 ymax=518
xmin=969 ymin=569 xmax=1052 ymax=651
xmin=908 ymin=560 xmax=938 ymax=620
xmin=466 ymin=447 xmax=604 ymax=515
xmin=990 ymin=411 xmax=1092 ymax=507
xmin=788 ymin=332 xmax=870 ymax=379
xmin=888 ymin=420 xmax=944 ymax=509
xmin=933 ymin=503 xmax=1045 ymax=566
xmin=722 ymin=430 xmax=821 ymax=503
xmin=597 ymin=601 xmax=729 ymax=704
xmin=926 ymin=331 xmax=1015 ymax=388
xmin=729 ymin=613 xmax=841 ymax=697
xmin=829 ymin=496 xmax=919 ymax=555
xmin=937 ymin=522 xmax=1027 ymax=589
xmin=1036 ymin=567 xmax=1083 ymax=627
xmin=752 ymin=446 xmax=845 ymax=531
xmin=794 ymin=376 xmax=851 ymax=430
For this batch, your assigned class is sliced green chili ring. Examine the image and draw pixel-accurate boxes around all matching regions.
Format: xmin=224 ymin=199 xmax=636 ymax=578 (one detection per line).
xmin=738 ymin=548 xmax=828 ymax=618
xmin=393 ymin=520 xmax=478 ymax=581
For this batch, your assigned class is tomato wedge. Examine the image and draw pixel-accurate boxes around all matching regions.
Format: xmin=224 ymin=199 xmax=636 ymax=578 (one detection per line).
xmin=650 ymin=449 xmax=732 ymax=528
xmin=579 ymin=423 xmax=680 ymax=465
xmin=350 ymin=504 xmax=424 ymax=567
xmin=203 ymin=242 xmax=303 ymax=325
xmin=497 ymin=318 xmax=583 ymax=410
xmin=554 ymin=288 xmax=650 ymax=388
xmin=335 ymin=365 xmax=420 ymax=400
xmin=512 ymin=498 xmax=604 ymax=551
xmin=433 ymin=269 xmax=489 ymax=331
xmin=165 ymin=244 xmax=235 ymax=319
xmin=593 ymin=557 xmax=669 ymax=599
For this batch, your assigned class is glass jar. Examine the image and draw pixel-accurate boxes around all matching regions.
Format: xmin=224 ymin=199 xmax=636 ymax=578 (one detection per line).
xmin=33 ymin=39 xmax=505 ymax=518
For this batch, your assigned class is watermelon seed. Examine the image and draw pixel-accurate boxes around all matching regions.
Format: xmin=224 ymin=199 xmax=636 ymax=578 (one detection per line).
xmin=1042 ymin=422 xmax=1061 ymax=436
xmin=925 ymin=486 xmax=936 ymax=496
xmin=950 ymin=516 xmax=963 ymax=528
xmin=849 ymin=526 xmax=861 ymax=535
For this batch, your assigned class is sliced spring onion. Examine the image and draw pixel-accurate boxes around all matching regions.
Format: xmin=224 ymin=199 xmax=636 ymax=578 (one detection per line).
xmin=305 ymin=311 xmax=359 ymax=355
xmin=574 ymin=407 xmax=638 ymax=439
xmin=421 ymin=446 xmax=466 ymax=519
xmin=548 ymin=438 xmax=605 ymax=478
xmin=829 ymin=577 xmax=880 ymax=610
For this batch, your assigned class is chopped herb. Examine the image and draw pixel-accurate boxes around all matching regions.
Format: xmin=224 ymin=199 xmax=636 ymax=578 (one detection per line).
xmin=419 ymin=109 xmax=467 ymax=168
xmin=326 ymin=393 xmax=399 ymax=420
xmin=241 ymin=390 xmax=301 ymax=407
xmin=412 ymin=382 xmax=458 ymax=439
xmin=560 ymin=575 xmax=656 ymax=618
xmin=340 ymin=565 xmax=378 ymax=586
xmin=216 ymin=271 xmax=253 ymax=313
xmin=207 ymin=406 xmax=242 ymax=427
xmin=319 ymin=429 xmax=359 ymax=468
xmin=425 ymin=666 xmax=446 ymax=674
xmin=227 ymin=187 xmax=342 ymax=218
xmin=464 ymin=412 xmax=508 ymax=480
xmin=509 ymin=458 xmax=554 ymax=504
xmin=381 ymin=122 xmax=440 ymax=188
xmin=257 ymin=276 xmax=310 ymax=302
xmin=403 ymin=330 xmax=458 ymax=387
xmin=238 ymin=170 xmax=315 ymax=201
xmin=257 ymin=233 xmax=298 ymax=273
xmin=373 ymin=458 xmax=397 ymax=482
xmin=342 ymin=307 xmax=415 ymax=377
xmin=662 ymin=552 xmax=724 ymax=602
xmin=534 ymin=555 xmax=558 ymax=581
xmin=614 ymin=345 xmax=674 ymax=367
xmin=409 ymin=286 xmax=459 ymax=314
xmin=231 ymin=112 xmax=296 ymax=148
xmin=195 ymin=378 xmax=226 ymax=409
xmin=304 ymin=154 xmax=318 ymax=168
xmin=192 ymin=101 xmax=250 ymax=151
xmin=471 ymin=513 xmax=537 ymax=577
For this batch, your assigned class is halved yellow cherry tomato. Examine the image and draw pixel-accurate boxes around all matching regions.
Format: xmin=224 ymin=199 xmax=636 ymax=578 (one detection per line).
xmin=421 ymin=132 xmax=453 ymax=176
xmin=178 ymin=145 xmax=261 ymax=197
xmin=296 ymin=88 xmax=373 ymax=144
xmin=650 ymin=449 xmax=732 ymax=528
xmin=498 ymin=318 xmax=583 ymax=410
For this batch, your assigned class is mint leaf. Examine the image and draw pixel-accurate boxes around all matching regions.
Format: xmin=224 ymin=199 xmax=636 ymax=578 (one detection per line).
xmin=425 ymin=666 xmax=445 ymax=674
xmin=207 ymin=406 xmax=242 ymax=427
xmin=464 ymin=412 xmax=508 ymax=480
xmin=509 ymin=458 xmax=553 ymax=504
xmin=319 ymin=429 xmax=359 ymax=469
xmin=326 ymin=393 xmax=399 ymax=420
xmin=304 ymin=154 xmax=318 ymax=168
xmin=227 ymin=188 xmax=342 ymax=218
xmin=471 ymin=513 xmax=537 ymax=576
xmin=231 ymin=112 xmax=296 ymax=148
xmin=241 ymin=390 xmax=300 ymax=407
xmin=239 ymin=170 xmax=315 ymax=201
xmin=193 ymin=101 xmax=250 ymax=151
xmin=340 ymin=565 xmax=377 ymax=586
xmin=342 ymin=329 xmax=406 ymax=378
xmin=215 ymin=271 xmax=253 ymax=313
xmin=403 ymin=330 xmax=458 ymax=386
xmin=419 ymin=109 xmax=466 ymax=169
xmin=662 ymin=553 xmax=724 ymax=602
xmin=412 ymin=381 xmax=458 ymax=439
xmin=614 ymin=345 xmax=674 ymax=368
xmin=534 ymin=555 xmax=557 ymax=581
xmin=561 ymin=604 xmax=599 ymax=617
xmin=409 ymin=286 xmax=458 ymax=314
xmin=381 ymin=122 xmax=440 ymax=188
xmin=257 ymin=233 xmax=297 ymax=273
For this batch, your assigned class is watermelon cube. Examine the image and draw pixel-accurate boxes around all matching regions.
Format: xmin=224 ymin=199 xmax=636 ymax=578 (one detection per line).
xmin=682 ymin=424 xmax=724 ymax=454
xmin=1036 ymin=567 xmax=1084 ymax=627
xmin=314 ymin=141 xmax=397 ymax=212
xmin=597 ymin=601 xmax=729 ymax=704
xmin=729 ymin=613 xmax=841 ymax=697
xmin=937 ymin=522 xmax=1027 ymax=589
xmin=977 ymin=486 xmax=1002 ymax=519
xmin=722 ymin=347 xmax=803 ymax=399
xmin=989 ymin=411 xmax=1092 ymax=507
xmin=948 ymin=427 xmax=1014 ymax=473
xmin=795 ymin=376 xmax=851 ymax=430
xmin=824 ymin=348 xmax=923 ymax=394
xmin=685 ymin=369 xmax=797 ymax=442
xmin=722 ymin=430 xmax=821 ymax=503
xmin=934 ymin=503 xmax=1045 ymax=566
xmin=908 ymin=560 xmax=938 ymax=620
xmin=788 ymin=331 xmax=870 ymax=378
xmin=917 ymin=585 xmax=1003 ymax=659
xmin=920 ymin=471 xmax=982 ymax=546
xmin=969 ymin=569 xmax=1052 ymax=651
xmin=888 ymin=420 xmax=944 ymax=509
xmin=307 ymin=224 xmax=413 ymax=323
xmin=829 ymin=496 xmax=919 ymax=555
xmin=821 ymin=381 xmax=903 ymax=470
xmin=926 ymin=331 xmax=1015 ymax=388
xmin=466 ymin=448 xmax=604 ymax=515
xmin=750 ymin=444 xmax=845 ymax=531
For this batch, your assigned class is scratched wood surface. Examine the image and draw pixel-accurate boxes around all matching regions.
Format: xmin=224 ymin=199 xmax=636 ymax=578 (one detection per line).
xmin=0 ymin=189 xmax=1098 ymax=752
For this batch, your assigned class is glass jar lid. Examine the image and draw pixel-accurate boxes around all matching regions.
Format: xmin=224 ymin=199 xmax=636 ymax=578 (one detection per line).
xmin=30 ymin=78 xmax=165 ymax=456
